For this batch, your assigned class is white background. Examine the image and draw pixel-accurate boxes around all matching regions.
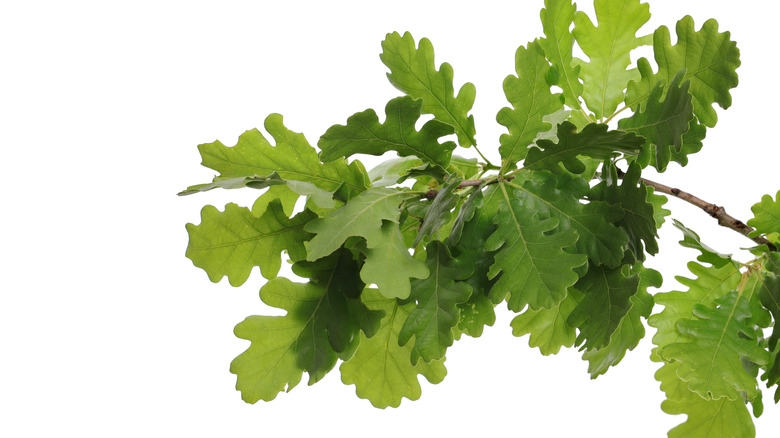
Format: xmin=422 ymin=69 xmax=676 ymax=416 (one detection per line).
xmin=2 ymin=1 xmax=779 ymax=436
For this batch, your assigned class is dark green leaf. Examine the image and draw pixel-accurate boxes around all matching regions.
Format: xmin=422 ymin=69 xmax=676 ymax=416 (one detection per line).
xmin=673 ymin=219 xmax=732 ymax=268
xmin=414 ymin=175 xmax=463 ymax=246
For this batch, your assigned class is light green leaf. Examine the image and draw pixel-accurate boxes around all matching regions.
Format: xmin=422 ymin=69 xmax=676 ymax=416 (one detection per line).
xmin=646 ymin=186 xmax=670 ymax=229
xmin=511 ymin=288 xmax=581 ymax=355
xmin=650 ymin=260 xmax=742 ymax=358
xmin=340 ymin=289 xmax=447 ymax=409
xmin=318 ymin=96 xmax=456 ymax=168
xmin=398 ymin=241 xmax=473 ymax=363
xmin=524 ymin=121 xmax=645 ymax=174
xmin=572 ymin=0 xmax=651 ymax=120
xmin=197 ymin=113 xmax=368 ymax=198
xmin=656 ymin=362 xmax=756 ymax=438
xmin=414 ymin=175 xmax=462 ymax=246
xmin=651 ymin=16 xmax=741 ymax=127
xmin=231 ymin=250 xmax=383 ymax=402
xmin=486 ymin=184 xmax=587 ymax=311
xmin=185 ymin=200 xmax=315 ymax=285
xmin=512 ymin=171 xmax=628 ymax=268
xmin=251 ymin=185 xmax=299 ymax=217
xmin=618 ymin=70 xmax=694 ymax=172
xmin=358 ymin=221 xmax=430 ymax=300
xmin=662 ymin=290 xmax=770 ymax=400
xmin=497 ymin=40 xmax=564 ymax=165
xmin=368 ymin=156 xmax=423 ymax=187
xmin=178 ymin=173 xmax=286 ymax=196
xmin=380 ymin=31 xmax=476 ymax=147
xmin=304 ymin=187 xmax=415 ymax=261
xmin=568 ymin=264 xmax=640 ymax=350
xmin=748 ymin=190 xmax=780 ymax=238
xmin=583 ymin=264 xmax=660 ymax=377
xmin=539 ymin=0 xmax=584 ymax=113
xmin=673 ymin=219 xmax=732 ymax=268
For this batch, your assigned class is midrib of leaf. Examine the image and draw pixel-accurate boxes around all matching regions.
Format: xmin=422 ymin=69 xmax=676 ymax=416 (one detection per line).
xmin=546 ymin=12 xmax=588 ymax=120
xmin=397 ymin=55 xmax=474 ymax=147
xmin=703 ymin=284 xmax=744 ymax=398
xmin=499 ymin=182 xmax=540 ymax=275
xmin=197 ymin=221 xmax=306 ymax=251
xmin=501 ymin=67 xmax=546 ymax=171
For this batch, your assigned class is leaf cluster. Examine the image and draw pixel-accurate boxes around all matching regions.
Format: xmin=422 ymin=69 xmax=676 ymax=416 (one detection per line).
xmin=181 ymin=1 xmax=779 ymax=436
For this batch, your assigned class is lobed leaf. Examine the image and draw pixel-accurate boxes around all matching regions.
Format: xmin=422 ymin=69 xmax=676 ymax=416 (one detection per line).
xmin=524 ymin=121 xmax=645 ymax=174
xmin=539 ymin=0 xmax=584 ymax=112
xmin=340 ymin=290 xmax=447 ymax=408
xmin=380 ymin=31 xmax=477 ymax=147
xmin=673 ymin=219 xmax=732 ymax=268
xmin=651 ymin=16 xmax=740 ymax=128
xmin=511 ymin=288 xmax=581 ymax=355
xmin=619 ymin=70 xmax=694 ymax=172
xmin=572 ymin=0 xmax=651 ymax=120
xmin=497 ymin=40 xmax=564 ymax=165
xmin=185 ymin=200 xmax=315 ymax=285
xmin=304 ymin=187 xmax=416 ymax=261
xmin=399 ymin=241 xmax=473 ymax=363
xmin=319 ymin=96 xmax=457 ymax=168
xmin=197 ymin=114 xmax=368 ymax=199
xmin=748 ymin=190 xmax=780 ymax=238
xmin=662 ymin=290 xmax=770 ymax=401
xmin=486 ymin=184 xmax=587 ymax=311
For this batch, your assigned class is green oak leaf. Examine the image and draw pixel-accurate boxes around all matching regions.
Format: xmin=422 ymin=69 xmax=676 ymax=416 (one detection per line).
xmin=590 ymin=162 xmax=658 ymax=259
xmin=662 ymin=290 xmax=770 ymax=401
xmin=231 ymin=250 xmax=383 ymax=402
xmin=251 ymin=184 xmax=299 ymax=217
xmin=539 ymin=0 xmax=584 ymax=113
xmin=568 ymin=264 xmax=640 ymax=350
xmin=414 ymin=175 xmax=463 ymax=246
xmin=758 ymin=271 xmax=780 ymax=350
xmin=450 ymin=156 xmax=481 ymax=179
xmin=619 ymin=70 xmax=694 ymax=172
xmin=380 ymin=31 xmax=476 ymax=147
xmin=673 ymin=219 xmax=732 ymax=268
xmin=650 ymin=260 xmax=742 ymax=358
xmin=178 ymin=172 xmax=286 ymax=196
xmin=651 ymin=16 xmax=741 ymax=128
xmin=454 ymin=255 xmax=497 ymax=339
xmin=368 ymin=156 xmax=422 ymax=187
xmin=340 ymin=289 xmax=447 ymax=408
xmin=497 ymin=40 xmax=564 ymax=165
xmin=185 ymin=200 xmax=315 ymax=285
xmin=524 ymin=121 xmax=645 ymax=174
xmin=197 ymin=113 xmax=368 ymax=199
xmin=513 ymin=171 xmax=628 ymax=268
xmin=304 ymin=187 xmax=416 ymax=261
xmin=572 ymin=0 xmax=651 ymax=120
xmin=511 ymin=288 xmax=581 ymax=355
xmin=582 ymin=264 xmax=660 ymax=377
xmin=748 ymin=190 xmax=780 ymax=238
xmin=656 ymin=361 xmax=756 ymax=438
xmin=398 ymin=241 xmax=473 ymax=363
xmin=486 ymin=184 xmax=587 ymax=311
xmin=357 ymin=221 xmax=429 ymax=300
xmin=319 ymin=96 xmax=457 ymax=168
xmin=646 ymin=186 xmax=670 ymax=229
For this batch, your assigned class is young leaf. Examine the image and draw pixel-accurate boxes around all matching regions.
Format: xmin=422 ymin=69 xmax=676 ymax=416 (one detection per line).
xmin=197 ymin=113 xmax=368 ymax=198
xmin=673 ymin=219 xmax=732 ymax=268
xmin=497 ymin=40 xmax=564 ymax=165
xmin=656 ymin=362 xmax=756 ymax=438
xmin=380 ymin=31 xmax=477 ymax=147
xmin=340 ymin=290 xmax=447 ymax=408
xmin=748 ymin=190 xmax=780 ymax=238
xmin=358 ymin=221 xmax=429 ymax=300
xmin=510 ymin=288 xmax=581 ymax=355
xmin=185 ymin=200 xmax=315 ymax=285
xmin=178 ymin=173 xmax=285 ymax=196
xmin=652 ymin=16 xmax=740 ymax=127
xmin=368 ymin=156 xmax=423 ymax=187
xmin=304 ymin=187 xmax=415 ymax=261
xmin=572 ymin=0 xmax=651 ymax=120
xmin=618 ymin=70 xmax=694 ymax=172
xmin=539 ymin=0 xmax=584 ymax=112
xmin=568 ymin=264 xmax=641 ymax=350
xmin=486 ymin=184 xmax=587 ymax=311
xmin=524 ymin=121 xmax=645 ymax=174
xmin=662 ymin=290 xmax=770 ymax=401
xmin=398 ymin=241 xmax=473 ymax=363
xmin=318 ymin=96 xmax=457 ymax=168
